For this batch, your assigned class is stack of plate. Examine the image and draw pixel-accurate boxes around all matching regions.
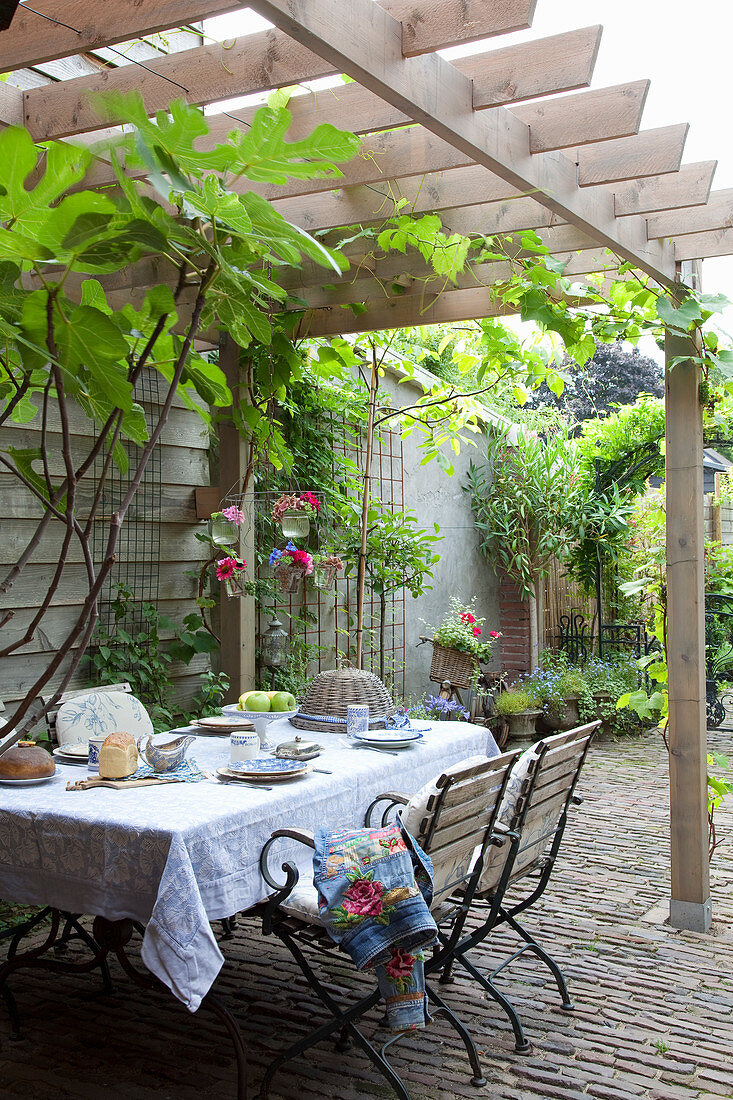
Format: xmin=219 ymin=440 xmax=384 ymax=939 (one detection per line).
xmin=53 ymin=743 xmax=89 ymax=766
xmin=216 ymin=758 xmax=310 ymax=783
xmin=352 ymin=729 xmax=424 ymax=750
xmin=193 ymin=716 xmax=255 ymax=735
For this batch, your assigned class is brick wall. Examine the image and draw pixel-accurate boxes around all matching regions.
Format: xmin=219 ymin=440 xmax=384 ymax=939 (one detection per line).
xmin=498 ymin=573 xmax=530 ymax=675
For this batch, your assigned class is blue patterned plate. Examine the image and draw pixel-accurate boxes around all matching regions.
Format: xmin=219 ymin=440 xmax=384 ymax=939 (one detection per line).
xmin=352 ymin=729 xmax=423 ymax=747
xmin=224 ymin=758 xmax=310 ymax=780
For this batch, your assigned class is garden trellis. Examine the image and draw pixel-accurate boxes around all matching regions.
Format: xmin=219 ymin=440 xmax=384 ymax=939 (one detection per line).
xmin=1 ymin=1 xmax=730 ymax=936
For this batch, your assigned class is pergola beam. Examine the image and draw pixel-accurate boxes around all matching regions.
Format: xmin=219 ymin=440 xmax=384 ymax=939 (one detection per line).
xmin=24 ymin=29 xmax=614 ymax=143
xmin=647 ymin=188 xmax=733 ymax=239
xmin=244 ymin=0 xmax=675 ymax=286
xmin=0 ymin=80 xmax=22 ymax=126
xmin=0 ymin=0 xmax=538 ymax=72
xmin=577 ymin=125 xmax=689 ymax=186
xmin=0 ymin=2 xmax=243 ymax=71
xmin=614 ymin=161 xmax=716 ymax=216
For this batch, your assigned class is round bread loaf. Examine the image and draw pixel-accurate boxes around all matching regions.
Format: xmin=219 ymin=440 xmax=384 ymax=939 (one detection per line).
xmin=0 ymin=741 xmax=55 ymax=779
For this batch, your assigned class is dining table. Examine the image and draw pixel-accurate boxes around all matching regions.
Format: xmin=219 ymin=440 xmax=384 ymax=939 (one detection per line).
xmin=0 ymin=717 xmax=498 ymax=1093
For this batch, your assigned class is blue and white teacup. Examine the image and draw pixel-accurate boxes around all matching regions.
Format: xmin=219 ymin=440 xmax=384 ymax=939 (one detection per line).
xmin=230 ymin=730 xmax=259 ymax=764
xmin=347 ymin=704 xmax=370 ymax=738
xmin=87 ymin=735 xmax=106 ymax=774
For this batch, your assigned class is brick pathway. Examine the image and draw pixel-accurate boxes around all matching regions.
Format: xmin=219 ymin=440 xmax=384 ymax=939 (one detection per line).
xmin=1 ymin=730 xmax=732 ymax=1100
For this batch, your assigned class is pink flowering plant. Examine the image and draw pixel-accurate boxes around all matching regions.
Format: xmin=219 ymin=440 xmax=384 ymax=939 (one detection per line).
xmin=430 ymin=596 xmax=501 ymax=662
xmin=271 ymin=491 xmax=321 ymax=523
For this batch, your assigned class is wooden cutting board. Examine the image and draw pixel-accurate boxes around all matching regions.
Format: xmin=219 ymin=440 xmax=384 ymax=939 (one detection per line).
xmin=66 ymin=775 xmax=183 ymax=791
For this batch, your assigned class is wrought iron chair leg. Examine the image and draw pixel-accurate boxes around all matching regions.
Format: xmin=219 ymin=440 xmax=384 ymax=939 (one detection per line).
xmin=6 ymin=906 xmax=52 ymax=960
xmin=426 ymin=984 xmax=486 ymax=1086
xmin=453 ymin=949 xmax=531 ymax=1054
xmin=53 ymin=914 xmax=77 ymax=955
xmin=1 ymin=976 xmax=22 ymax=1038
xmin=499 ymin=909 xmax=574 ymax=1010
xmin=263 ymin=928 xmax=413 ymax=1100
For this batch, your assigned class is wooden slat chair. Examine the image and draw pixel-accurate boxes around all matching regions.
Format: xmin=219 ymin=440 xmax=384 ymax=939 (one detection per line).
xmin=437 ymin=722 xmax=600 ymax=1053
xmin=256 ymin=749 xmax=520 ymax=1100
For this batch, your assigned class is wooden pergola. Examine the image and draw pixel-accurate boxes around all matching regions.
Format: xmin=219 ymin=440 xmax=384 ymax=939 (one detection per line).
xmin=2 ymin=0 xmax=729 ymax=934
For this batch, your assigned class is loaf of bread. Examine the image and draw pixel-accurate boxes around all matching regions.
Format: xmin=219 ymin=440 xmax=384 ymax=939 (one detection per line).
xmin=0 ymin=741 xmax=55 ymax=780
xmin=98 ymin=731 xmax=138 ymax=779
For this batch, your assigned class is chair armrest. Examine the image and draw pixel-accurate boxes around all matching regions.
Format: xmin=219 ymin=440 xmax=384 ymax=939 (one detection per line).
xmin=364 ymin=791 xmax=409 ymax=827
xmin=271 ymin=828 xmax=316 ymax=849
xmin=572 ymin=793 xmax=584 ymax=806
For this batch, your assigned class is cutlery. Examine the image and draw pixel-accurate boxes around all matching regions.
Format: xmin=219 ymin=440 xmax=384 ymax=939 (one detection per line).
xmin=312 ymin=767 xmax=332 ymax=774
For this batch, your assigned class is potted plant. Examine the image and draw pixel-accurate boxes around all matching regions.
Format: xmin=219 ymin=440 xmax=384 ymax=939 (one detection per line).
xmin=428 ymin=598 xmax=501 ymax=688
xmin=494 ymin=688 xmax=543 ymax=740
xmin=210 ymin=504 xmax=246 ymax=548
xmin=271 ymin=491 xmax=321 ymax=539
xmin=270 ymin=543 xmax=314 ymax=593
xmin=215 ymin=555 xmax=249 ymax=598
xmin=312 ymin=551 xmax=344 ymax=591
xmin=522 ymin=665 xmax=588 ymax=732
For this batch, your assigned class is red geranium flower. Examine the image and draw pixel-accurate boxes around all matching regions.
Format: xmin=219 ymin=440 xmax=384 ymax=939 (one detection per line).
xmin=489 ymin=630 xmax=500 ymax=639
xmin=216 ymin=557 xmax=246 ymax=580
xmin=460 ymin=612 xmax=476 ymax=625
xmin=473 ymin=626 xmax=482 ymax=636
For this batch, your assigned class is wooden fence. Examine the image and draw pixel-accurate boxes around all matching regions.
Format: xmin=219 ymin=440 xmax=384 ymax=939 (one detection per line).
xmin=0 ymin=376 xmax=213 ymax=711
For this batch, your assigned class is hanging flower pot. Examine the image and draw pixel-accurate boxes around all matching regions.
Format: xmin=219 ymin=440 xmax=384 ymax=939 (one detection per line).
xmin=274 ymin=561 xmax=306 ymax=593
xmin=280 ymin=509 xmax=311 ymax=539
xmin=271 ymin=545 xmax=314 ymax=593
xmin=271 ymin=491 xmax=321 ymax=540
xmin=215 ymin=555 xmax=249 ymax=599
xmin=312 ymin=553 xmax=344 ymax=591
xmin=210 ymin=505 xmax=245 ymax=548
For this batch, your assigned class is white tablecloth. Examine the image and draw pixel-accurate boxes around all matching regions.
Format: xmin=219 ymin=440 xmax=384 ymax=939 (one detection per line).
xmin=0 ymin=720 xmax=497 ymax=1011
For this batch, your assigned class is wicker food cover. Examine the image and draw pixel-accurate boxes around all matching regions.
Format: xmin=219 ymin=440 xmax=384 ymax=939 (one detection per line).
xmin=291 ymin=668 xmax=397 ymax=733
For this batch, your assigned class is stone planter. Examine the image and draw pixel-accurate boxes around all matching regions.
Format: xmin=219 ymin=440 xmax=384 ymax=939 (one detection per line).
xmin=506 ymin=709 xmax=543 ymax=741
xmin=538 ymin=695 xmax=581 ymax=732
xmin=280 ymin=509 xmax=310 ymax=539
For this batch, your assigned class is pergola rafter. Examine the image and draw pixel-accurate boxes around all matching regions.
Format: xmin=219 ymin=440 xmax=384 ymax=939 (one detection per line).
xmin=1 ymin=0 xmax=729 ymax=936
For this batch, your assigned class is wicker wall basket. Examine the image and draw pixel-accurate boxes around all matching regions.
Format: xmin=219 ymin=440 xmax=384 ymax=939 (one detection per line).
xmin=429 ymin=643 xmax=477 ymax=690
xmin=291 ymin=668 xmax=397 ymax=733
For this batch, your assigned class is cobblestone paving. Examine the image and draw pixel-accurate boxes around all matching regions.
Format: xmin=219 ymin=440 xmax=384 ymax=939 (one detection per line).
xmin=1 ymin=730 xmax=732 ymax=1100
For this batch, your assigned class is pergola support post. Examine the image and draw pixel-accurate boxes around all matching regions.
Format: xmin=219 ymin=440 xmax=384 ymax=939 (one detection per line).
xmin=218 ymin=336 xmax=255 ymax=703
xmin=665 ymin=270 xmax=712 ymax=932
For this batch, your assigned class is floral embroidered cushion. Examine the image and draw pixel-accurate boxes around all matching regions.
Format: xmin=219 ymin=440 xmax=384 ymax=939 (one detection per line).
xmin=56 ymin=691 xmax=153 ymax=750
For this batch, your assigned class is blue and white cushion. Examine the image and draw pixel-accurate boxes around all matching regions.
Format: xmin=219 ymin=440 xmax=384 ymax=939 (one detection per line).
xmin=56 ymin=691 xmax=153 ymax=750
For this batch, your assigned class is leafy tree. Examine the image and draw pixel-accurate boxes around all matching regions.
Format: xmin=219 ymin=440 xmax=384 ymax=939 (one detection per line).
xmin=531 ymin=341 xmax=664 ymax=425
xmin=0 ymin=94 xmax=359 ymax=743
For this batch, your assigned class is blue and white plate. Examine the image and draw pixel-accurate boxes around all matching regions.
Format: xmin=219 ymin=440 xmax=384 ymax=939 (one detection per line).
xmin=352 ymin=729 xmax=424 ymax=748
xmin=222 ymin=757 xmax=310 ymax=781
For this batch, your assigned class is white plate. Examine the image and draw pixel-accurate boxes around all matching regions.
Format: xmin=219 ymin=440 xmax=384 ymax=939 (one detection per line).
xmin=0 ymin=772 xmax=58 ymax=786
xmin=54 ymin=742 xmax=88 ymax=757
xmin=216 ymin=765 xmax=309 ymax=784
xmin=193 ymin=712 xmax=254 ymax=730
xmin=53 ymin=748 xmax=88 ymax=766
xmin=352 ymin=730 xmax=424 ymax=748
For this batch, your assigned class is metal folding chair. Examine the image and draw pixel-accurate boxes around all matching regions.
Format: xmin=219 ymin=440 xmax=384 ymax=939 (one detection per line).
xmin=437 ymin=722 xmax=599 ymax=1053
xmin=255 ymin=749 xmax=520 ymax=1100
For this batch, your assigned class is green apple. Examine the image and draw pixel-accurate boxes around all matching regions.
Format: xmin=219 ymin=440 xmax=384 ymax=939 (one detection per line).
xmin=243 ymin=691 xmax=271 ymax=712
xmin=270 ymin=691 xmax=296 ymax=712
xmin=239 ymin=690 xmax=260 ymax=706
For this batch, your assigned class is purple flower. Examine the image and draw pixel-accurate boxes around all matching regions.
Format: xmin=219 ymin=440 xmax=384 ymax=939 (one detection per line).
xmin=269 ymin=548 xmax=283 ymax=566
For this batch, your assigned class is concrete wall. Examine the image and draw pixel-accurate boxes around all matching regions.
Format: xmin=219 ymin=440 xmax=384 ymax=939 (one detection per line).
xmin=377 ymin=363 xmax=500 ymax=702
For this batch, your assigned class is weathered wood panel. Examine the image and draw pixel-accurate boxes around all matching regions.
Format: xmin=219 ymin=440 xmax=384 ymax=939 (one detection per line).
xmin=0 ymin=370 xmax=215 ymax=712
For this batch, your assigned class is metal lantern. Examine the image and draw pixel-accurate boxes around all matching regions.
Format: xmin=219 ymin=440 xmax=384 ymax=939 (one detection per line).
xmin=260 ymin=615 xmax=289 ymax=669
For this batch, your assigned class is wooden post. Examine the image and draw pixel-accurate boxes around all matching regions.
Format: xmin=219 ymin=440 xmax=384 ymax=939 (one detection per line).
xmin=355 ymin=346 xmax=378 ymax=670
xmin=218 ymin=336 xmax=255 ymax=702
xmin=665 ymin=291 xmax=712 ymax=932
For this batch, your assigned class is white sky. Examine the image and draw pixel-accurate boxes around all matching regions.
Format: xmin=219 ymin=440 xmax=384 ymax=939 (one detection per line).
xmin=203 ymin=2 xmax=733 ymax=352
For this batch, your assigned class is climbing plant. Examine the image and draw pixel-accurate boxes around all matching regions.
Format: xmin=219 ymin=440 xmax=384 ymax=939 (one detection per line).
xmin=0 ymin=93 xmax=360 ymax=743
